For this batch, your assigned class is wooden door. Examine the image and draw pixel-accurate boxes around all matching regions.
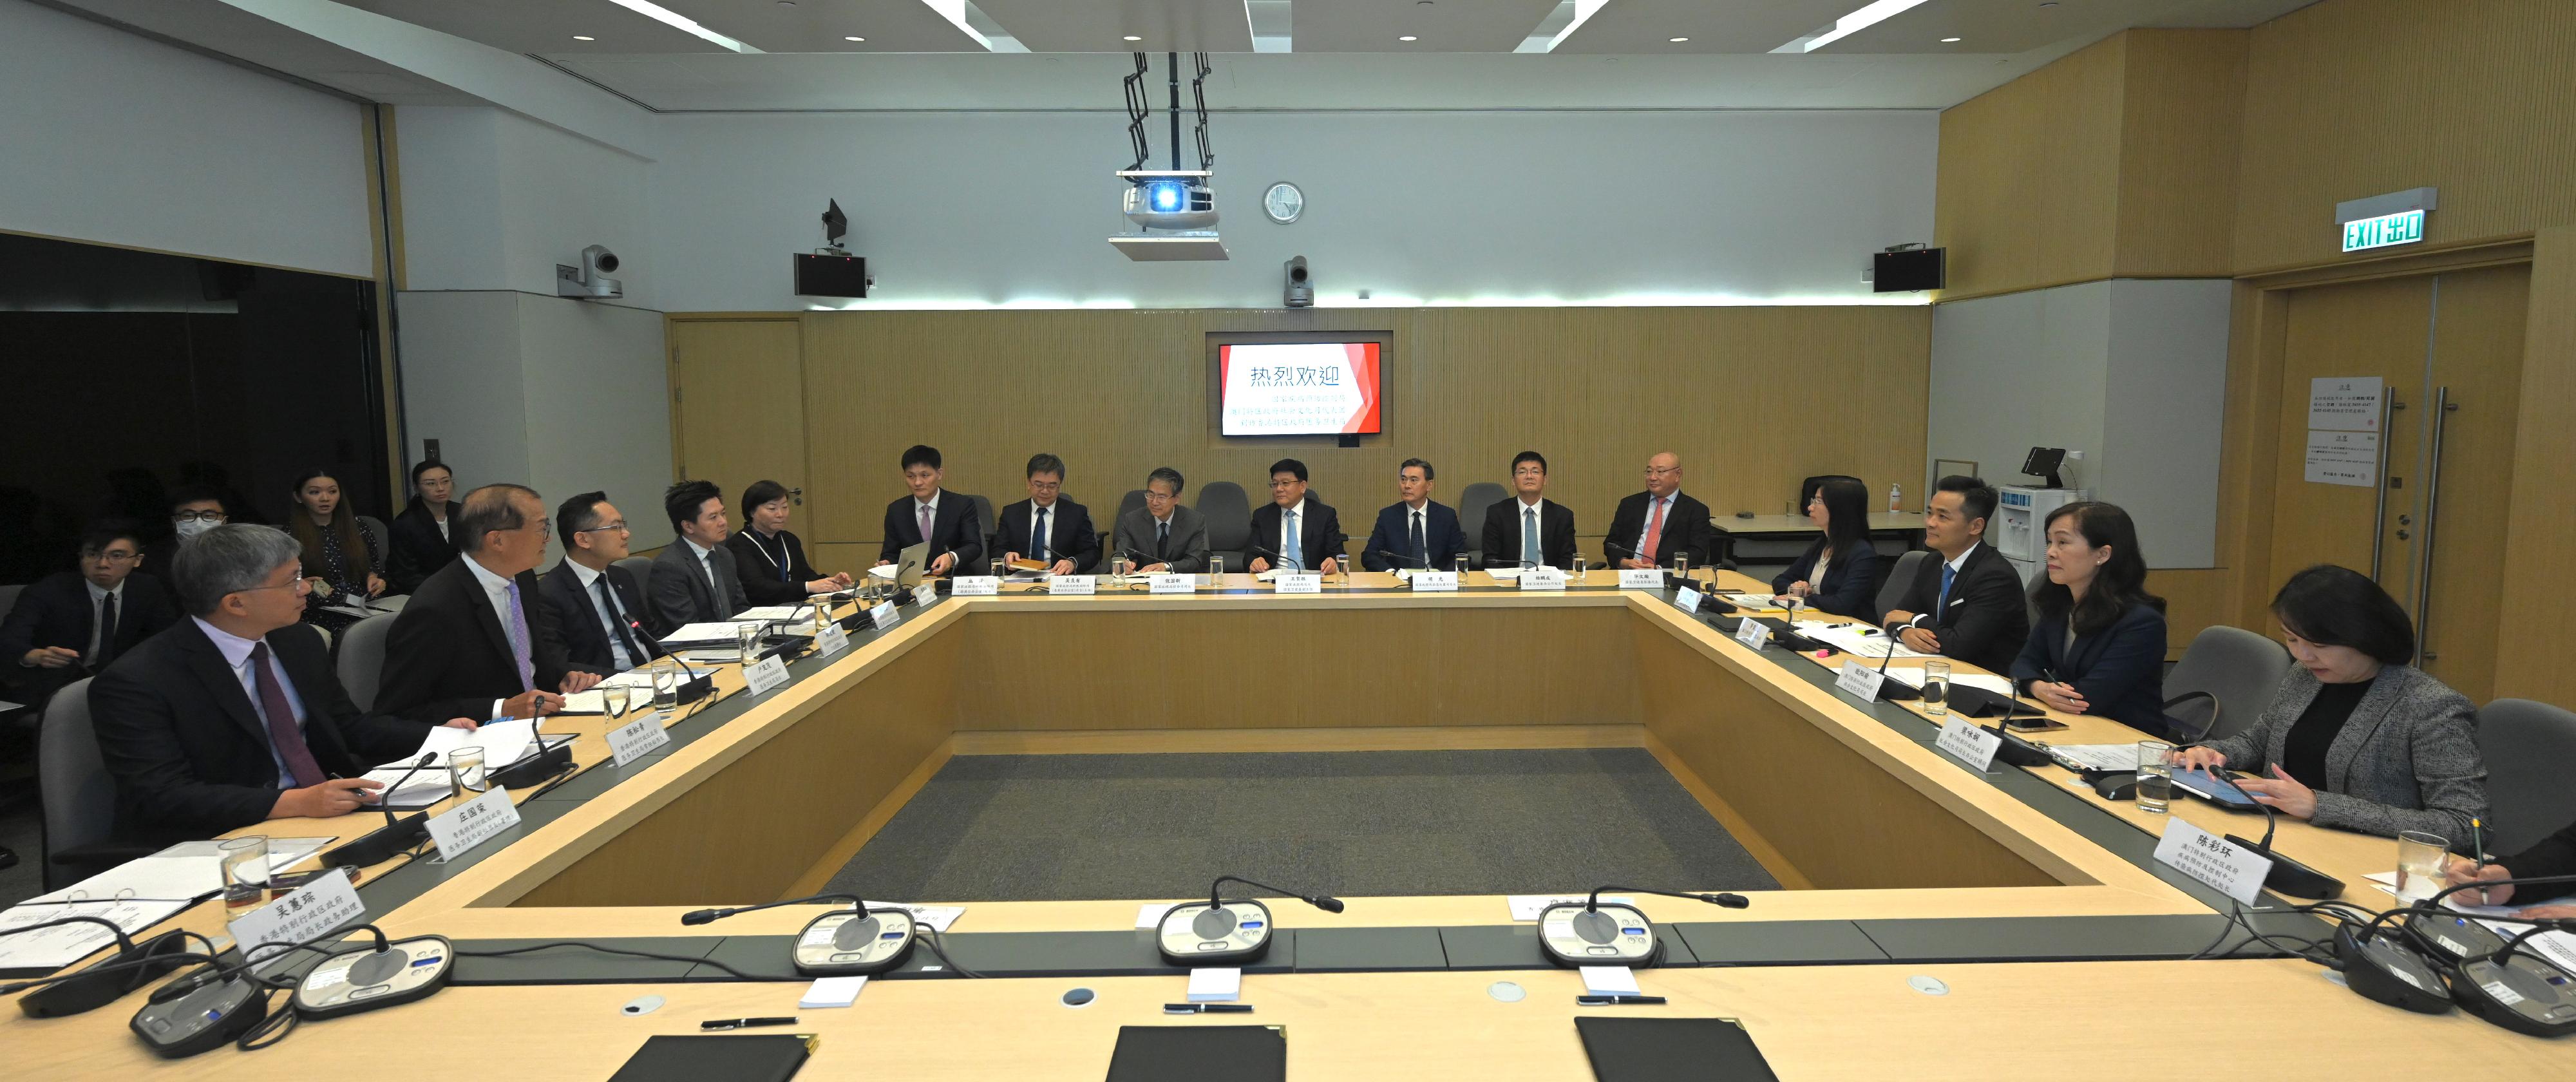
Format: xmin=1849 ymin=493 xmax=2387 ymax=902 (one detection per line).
xmin=668 ymin=318 xmax=810 ymax=523
xmin=2266 ymin=276 xmax=2430 ymax=592
xmin=2412 ymin=265 xmax=2528 ymax=701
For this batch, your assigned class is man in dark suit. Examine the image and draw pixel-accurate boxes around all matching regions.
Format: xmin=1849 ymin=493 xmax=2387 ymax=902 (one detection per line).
xmin=1362 ymin=458 xmax=1468 ymax=571
xmin=1882 ymin=475 xmax=2031 ymax=674
xmin=88 ymin=524 xmax=464 ymax=845
xmin=1481 ymin=451 xmax=1577 ymax=569
xmin=1604 ymin=451 xmax=1715 ymax=570
xmin=650 ymin=479 xmax=752 ymax=631
xmin=876 ymin=444 xmax=982 ymax=576
xmin=378 ymin=484 xmax=594 ymax=726
xmin=538 ymin=491 xmax=663 ymax=676
xmin=1246 ymin=458 xmax=1347 ymax=574
xmin=996 ymin=453 xmax=1101 ymax=575
xmin=3 ymin=521 xmax=178 ymax=707
xmin=1112 ymin=467 xmax=1209 ymax=573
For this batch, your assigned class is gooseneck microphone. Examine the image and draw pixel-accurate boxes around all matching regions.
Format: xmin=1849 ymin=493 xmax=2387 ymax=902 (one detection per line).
xmin=1155 ymin=875 xmax=1343 ymax=965
xmin=1374 ymin=549 xmax=1428 ymax=570
xmin=3 ymin=915 xmax=199 ymax=1018
xmin=1209 ymin=875 xmax=1344 ymax=914
xmin=683 ymin=894 xmax=920 ymax=976
xmin=319 ymin=753 xmax=440 ymax=868
xmin=2190 ymin=764 xmax=2344 ymax=899
xmin=1540 ymin=885 xmax=1751 ymax=968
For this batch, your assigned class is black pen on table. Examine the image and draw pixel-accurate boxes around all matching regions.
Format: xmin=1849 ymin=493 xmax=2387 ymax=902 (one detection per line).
xmin=1163 ymin=1003 xmax=1254 ymax=1014
xmin=1576 ymin=995 xmax=1668 ymax=1006
xmin=701 ymin=1016 xmax=797 ymax=1030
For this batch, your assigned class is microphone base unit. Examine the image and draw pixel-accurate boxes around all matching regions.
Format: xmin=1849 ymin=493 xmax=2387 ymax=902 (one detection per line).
xmin=294 ymin=936 xmax=453 ymax=1020
xmin=2223 ymin=835 xmax=2345 ymax=899
xmin=1538 ymin=903 xmax=1662 ymax=968
xmin=2452 ymin=954 xmax=2576 ymax=1037
xmin=488 ymin=735 xmax=577 ymax=790
xmin=1980 ymin=728 xmax=2057 ymax=768
xmin=2403 ymin=909 xmax=2510 ymax=963
xmin=2334 ymin=925 xmax=2454 ymax=1015
xmin=320 ymin=812 xmax=433 ymax=868
xmin=129 ymin=973 xmax=269 ymax=1058
xmin=793 ymin=908 xmax=918 ymax=975
xmin=1156 ymin=900 xmax=1276 ymax=966
xmin=19 ymin=930 xmax=198 ymax=1018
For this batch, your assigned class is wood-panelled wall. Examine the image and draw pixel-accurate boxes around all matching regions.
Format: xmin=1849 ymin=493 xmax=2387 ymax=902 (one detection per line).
xmin=672 ymin=306 xmax=1929 ymax=552
xmin=2233 ymin=0 xmax=2576 ymax=274
xmin=2494 ymin=228 xmax=2576 ymax=707
xmin=1933 ymin=30 xmax=2245 ymax=301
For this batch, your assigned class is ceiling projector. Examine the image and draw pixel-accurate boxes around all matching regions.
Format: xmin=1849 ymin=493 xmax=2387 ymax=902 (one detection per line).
xmin=1111 ymin=52 xmax=1226 ymax=261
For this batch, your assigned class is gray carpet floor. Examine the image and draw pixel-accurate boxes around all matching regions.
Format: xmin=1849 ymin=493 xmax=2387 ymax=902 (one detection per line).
xmin=828 ymin=749 xmax=1780 ymax=902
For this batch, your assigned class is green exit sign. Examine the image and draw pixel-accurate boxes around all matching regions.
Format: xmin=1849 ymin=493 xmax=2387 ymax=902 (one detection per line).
xmin=2343 ymin=209 xmax=2425 ymax=252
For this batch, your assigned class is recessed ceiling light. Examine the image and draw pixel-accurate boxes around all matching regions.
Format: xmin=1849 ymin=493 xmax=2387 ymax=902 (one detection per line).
xmin=844 ymin=35 xmax=865 ymax=41
xmin=1399 ymin=35 xmax=1417 ymax=42
xmin=1941 ymin=36 xmax=1961 ymax=42
xmin=1669 ymin=37 xmax=1690 ymax=43
xmin=573 ymin=35 xmax=594 ymax=41
xmin=1124 ymin=35 xmax=1141 ymax=41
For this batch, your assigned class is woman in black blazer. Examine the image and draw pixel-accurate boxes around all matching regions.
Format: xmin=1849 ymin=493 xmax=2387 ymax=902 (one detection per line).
xmin=1770 ymin=476 xmax=1885 ymax=621
xmin=2010 ymin=500 xmax=2172 ymax=737
xmin=386 ymin=460 xmax=463 ymax=596
xmin=726 ymin=479 xmax=854 ymax=606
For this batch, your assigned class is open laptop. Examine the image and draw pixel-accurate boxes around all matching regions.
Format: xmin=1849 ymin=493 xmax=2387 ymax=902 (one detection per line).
xmin=895 ymin=540 xmax=928 ymax=587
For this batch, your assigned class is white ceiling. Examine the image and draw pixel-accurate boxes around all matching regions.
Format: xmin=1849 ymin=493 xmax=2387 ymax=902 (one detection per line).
xmin=41 ymin=0 xmax=2327 ymax=111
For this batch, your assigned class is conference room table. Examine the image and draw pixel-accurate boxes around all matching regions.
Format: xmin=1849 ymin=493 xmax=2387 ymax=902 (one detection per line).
xmin=6 ymin=569 xmax=2557 ymax=1077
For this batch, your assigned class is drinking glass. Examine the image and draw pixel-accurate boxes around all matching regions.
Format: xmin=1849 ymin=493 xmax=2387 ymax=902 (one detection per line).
xmin=990 ymin=558 xmax=1006 ymax=581
xmin=450 ymin=746 xmax=489 ymax=793
xmin=1208 ymin=555 xmax=1226 ymax=584
xmin=220 ymin=837 xmax=270 ymax=915
xmin=1338 ymin=555 xmax=1355 ymax=587
xmin=1672 ymin=554 xmax=1691 ymax=583
xmin=1453 ymin=554 xmax=1470 ymax=578
xmin=736 ymin=622 xmax=764 ymax=663
xmin=1570 ymin=555 xmax=1588 ymax=584
xmin=1922 ymin=661 xmax=1952 ymax=717
xmin=2396 ymin=831 xmax=2451 ymax=904
xmin=651 ymin=658 xmax=679 ymax=715
xmin=1110 ymin=554 xmax=1132 ymax=582
xmin=2135 ymin=741 xmax=2175 ymax=813
xmin=602 ymin=683 xmax=630 ymax=718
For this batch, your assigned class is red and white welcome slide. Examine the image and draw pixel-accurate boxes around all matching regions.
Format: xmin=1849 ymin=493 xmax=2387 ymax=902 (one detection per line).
xmin=1219 ymin=342 xmax=1381 ymax=435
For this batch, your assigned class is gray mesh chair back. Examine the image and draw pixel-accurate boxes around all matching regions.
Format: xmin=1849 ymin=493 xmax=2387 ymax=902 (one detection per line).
xmin=963 ymin=493 xmax=998 ymax=562
xmin=337 ymin=612 xmax=400 ymax=713
xmin=2476 ymin=699 xmax=2576 ymax=855
xmin=0 ymin=583 xmax=24 ymax=616
xmin=1457 ymin=482 xmax=1506 ymax=567
xmin=38 ymin=678 xmax=118 ymax=889
xmin=1874 ymin=550 xmax=1931 ymax=623
xmin=1119 ymin=489 xmax=1148 ymax=524
xmin=357 ymin=515 xmax=392 ymax=574
xmin=2160 ymin=625 xmax=2293 ymax=745
xmin=613 ymin=555 xmax=656 ymax=585
xmin=1197 ymin=482 xmax=1255 ymax=569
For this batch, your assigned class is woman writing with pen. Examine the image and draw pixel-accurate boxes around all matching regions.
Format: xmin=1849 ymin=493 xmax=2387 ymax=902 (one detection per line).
xmin=2445 ymin=818 xmax=2576 ymax=919
xmin=2007 ymin=502 xmax=2172 ymax=737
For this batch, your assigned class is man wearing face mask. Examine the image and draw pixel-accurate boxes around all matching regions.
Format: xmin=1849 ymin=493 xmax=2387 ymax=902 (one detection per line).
xmin=142 ymin=488 xmax=231 ymax=600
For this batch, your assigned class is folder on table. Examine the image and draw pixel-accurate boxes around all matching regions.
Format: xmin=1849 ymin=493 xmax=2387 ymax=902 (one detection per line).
xmin=1573 ymin=1017 xmax=1779 ymax=1082
xmin=607 ymin=1034 xmax=815 ymax=1082
xmin=1103 ymin=1025 xmax=1284 ymax=1082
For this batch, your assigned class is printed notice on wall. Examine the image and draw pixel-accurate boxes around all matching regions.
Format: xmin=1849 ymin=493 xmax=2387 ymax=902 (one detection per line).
xmin=2304 ymin=430 xmax=2379 ymax=488
xmin=2307 ymin=377 xmax=2382 ymax=432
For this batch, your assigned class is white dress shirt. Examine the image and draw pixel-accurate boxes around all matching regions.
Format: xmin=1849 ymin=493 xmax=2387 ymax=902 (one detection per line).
xmin=1907 ymin=542 xmax=1983 ymax=629
xmin=463 ymin=556 xmax=521 ymax=719
xmin=1633 ymin=492 xmax=1678 ymax=561
xmin=1025 ymin=500 xmax=1057 ymax=562
xmin=1274 ymin=498 xmax=1312 ymax=569
xmin=84 ymin=580 xmax=125 ymax=658
xmin=1515 ymin=496 xmax=1546 ymax=562
xmin=192 ymin=617 xmax=311 ymax=788
xmin=566 ymin=560 xmax=637 ymax=671
xmin=682 ymin=538 xmax=721 ymax=594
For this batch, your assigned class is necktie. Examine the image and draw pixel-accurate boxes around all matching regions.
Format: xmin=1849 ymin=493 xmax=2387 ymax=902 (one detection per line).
xmin=1033 ymin=506 xmax=1049 ymax=563
xmin=918 ymin=503 xmax=935 ymax=546
xmin=1409 ymin=510 xmax=1426 ymax=567
xmin=1283 ymin=509 xmax=1302 ymax=571
xmin=1522 ymin=507 xmax=1540 ymax=565
xmin=250 ymin=642 xmax=325 ymax=788
xmin=595 ymin=574 xmax=640 ymax=669
xmin=1639 ymin=497 xmax=1666 ymax=565
xmin=94 ymin=590 xmax=119 ymax=664
xmin=504 ymin=580 xmax=535 ymax=692
xmin=1937 ymin=562 xmax=1958 ymax=613
xmin=1156 ymin=521 xmax=1170 ymax=560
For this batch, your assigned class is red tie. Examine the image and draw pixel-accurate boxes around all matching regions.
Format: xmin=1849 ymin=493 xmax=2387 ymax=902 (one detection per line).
xmin=1639 ymin=497 xmax=1665 ymax=564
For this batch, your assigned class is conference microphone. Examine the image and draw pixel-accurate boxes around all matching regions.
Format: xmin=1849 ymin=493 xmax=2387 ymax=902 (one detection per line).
xmin=1972 ymin=678 xmax=2055 ymax=767
xmin=5 ymin=915 xmax=198 ymax=1018
xmin=1868 ymin=618 xmax=1924 ymax=702
xmin=1155 ymin=875 xmax=1343 ymax=965
xmin=2332 ymin=874 xmax=2576 ymax=1024
xmin=1374 ymin=549 xmax=1428 ymax=570
xmin=683 ymin=893 xmax=920 ymax=975
xmin=2373 ymin=873 xmax=2576 ymax=964
xmin=1538 ymin=885 xmax=1749 ymax=968
xmin=490 ymin=708 xmax=575 ymax=790
xmin=2186 ymin=764 xmax=2344 ymax=899
xmin=319 ymin=753 xmax=439 ymax=869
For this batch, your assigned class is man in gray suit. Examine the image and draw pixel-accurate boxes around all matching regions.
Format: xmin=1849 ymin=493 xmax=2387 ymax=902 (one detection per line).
xmin=1112 ymin=467 xmax=1209 ymax=574
xmin=649 ymin=479 xmax=750 ymax=632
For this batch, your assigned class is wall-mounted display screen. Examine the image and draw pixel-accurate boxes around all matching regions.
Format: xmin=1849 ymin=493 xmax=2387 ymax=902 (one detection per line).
xmin=1217 ymin=341 xmax=1383 ymax=436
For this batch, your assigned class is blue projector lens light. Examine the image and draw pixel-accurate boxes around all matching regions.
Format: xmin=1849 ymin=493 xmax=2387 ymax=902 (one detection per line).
xmin=1147 ymin=180 xmax=1185 ymax=212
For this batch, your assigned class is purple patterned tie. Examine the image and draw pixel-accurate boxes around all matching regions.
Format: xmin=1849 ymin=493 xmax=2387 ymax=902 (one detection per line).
xmin=918 ymin=502 xmax=934 ymax=547
xmin=250 ymin=642 xmax=325 ymax=788
xmin=506 ymin=579 xmax=535 ymax=692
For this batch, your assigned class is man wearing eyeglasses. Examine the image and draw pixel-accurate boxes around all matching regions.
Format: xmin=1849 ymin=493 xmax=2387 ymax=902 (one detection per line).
xmin=378 ymin=484 xmax=598 ymax=726
xmin=1605 ymin=451 xmax=1714 ymax=572
xmin=997 ymin=453 xmax=1099 ymax=576
xmin=3 ymin=520 xmax=178 ymax=708
xmin=538 ymin=492 xmax=665 ymax=675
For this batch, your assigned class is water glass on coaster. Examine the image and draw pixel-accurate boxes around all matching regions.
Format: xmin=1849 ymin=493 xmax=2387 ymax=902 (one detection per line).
xmin=735 ymin=622 xmax=764 ymax=663
xmin=1921 ymin=661 xmax=1951 ymax=717
xmin=220 ymin=836 xmax=270 ymax=914
xmin=651 ymin=657 xmax=679 ymax=714
xmin=2134 ymin=741 xmax=2174 ymax=814
xmin=450 ymin=746 xmax=489 ymax=793
xmin=2395 ymin=831 xmax=2450 ymax=905
xmin=603 ymin=681 xmax=630 ymax=718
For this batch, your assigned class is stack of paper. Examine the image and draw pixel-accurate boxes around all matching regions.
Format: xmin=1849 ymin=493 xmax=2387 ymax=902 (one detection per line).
xmin=1879 ymin=667 xmax=2017 ymax=696
xmin=388 ymin=718 xmax=542 ymax=770
xmin=2042 ymin=743 xmax=2146 ymax=774
xmin=659 ymin=622 xmax=750 ymax=647
xmin=360 ymin=766 xmax=456 ymax=809
xmin=0 ymin=898 xmax=194 ymax=969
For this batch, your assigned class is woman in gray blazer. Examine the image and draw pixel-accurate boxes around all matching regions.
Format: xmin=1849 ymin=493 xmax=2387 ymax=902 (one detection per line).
xmin=2175 ymin=565 xmax=2489 ymax=842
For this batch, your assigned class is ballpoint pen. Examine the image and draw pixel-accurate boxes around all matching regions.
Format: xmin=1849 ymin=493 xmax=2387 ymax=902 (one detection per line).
xmin=1576 ymin=995 xmax=1669 ymax=1006
xmin=701 ymin=1017 xmax=797 ymax=1030
xmin=1163 ymin=1003 xmax=1254 ymax=1014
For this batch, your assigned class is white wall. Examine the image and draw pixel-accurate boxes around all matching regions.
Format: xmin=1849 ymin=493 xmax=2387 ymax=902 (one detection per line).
xmin=0 ymin=0 xmax=373 ymax=276
xmin=1927 ymin=279 xmax=2231 ymax=569
xmin=649 ymin=109 xmax=1938 ymax=311
xmin=399 ymin=106 xmax=657 ymax=308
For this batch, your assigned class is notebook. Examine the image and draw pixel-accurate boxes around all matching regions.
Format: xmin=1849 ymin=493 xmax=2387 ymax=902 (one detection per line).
xmin=1103 ymin=1025 xmax=1285 ymax=1082
xmin=1573 ymin=1017 xmax=1779 ymax=1082
xmin=606 ymin=1034 xmax=815 ymax=1082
